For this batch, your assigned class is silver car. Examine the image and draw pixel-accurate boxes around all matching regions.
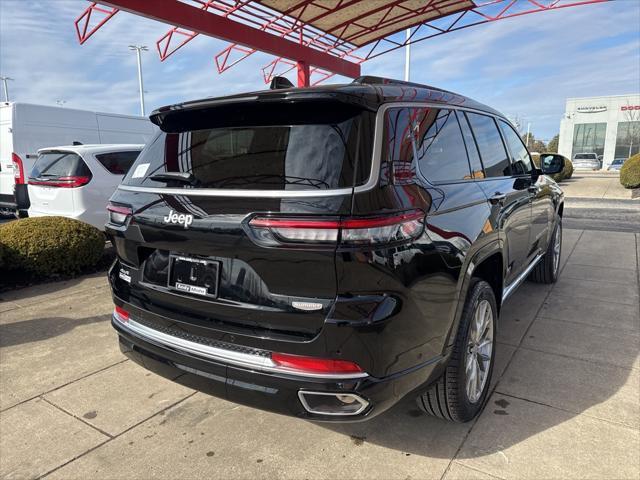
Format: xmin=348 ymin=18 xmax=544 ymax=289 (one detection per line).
xmin=573 ymin=153 xmax=600 ymax=170
xmin=607 ymin=158 xmax=627 ymax=171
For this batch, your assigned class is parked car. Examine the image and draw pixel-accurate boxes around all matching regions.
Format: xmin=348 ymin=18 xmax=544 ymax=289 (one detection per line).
xmin=0 ymin=102 xmax=156 ymax=218
xmin=608 ymin=157 xmax=627 ymax=171
xmin=106 ymin=76 xmax=564 ymax=423
xmin=572 ymin=153 xmax=600 ymax=170
xmin=28 ymin=144 xmax=143 ymax=230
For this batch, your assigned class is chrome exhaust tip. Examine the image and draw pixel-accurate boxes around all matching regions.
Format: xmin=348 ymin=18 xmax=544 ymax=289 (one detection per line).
xmin=298 ymin=391 xmax=369 ymax=416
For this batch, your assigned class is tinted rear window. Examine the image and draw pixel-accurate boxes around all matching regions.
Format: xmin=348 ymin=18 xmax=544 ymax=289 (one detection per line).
xmin=30 ymin=152 xmax=91 ymax=179
xmin=95 ymin=150 xmax=141 ymax=175
xmin=123 ymin=105 xmax=373 ymax=191
xmin=574 ymin=153 xmax=596 ymax=159
xmin=466 ymin=113 xmax=511 ymax=178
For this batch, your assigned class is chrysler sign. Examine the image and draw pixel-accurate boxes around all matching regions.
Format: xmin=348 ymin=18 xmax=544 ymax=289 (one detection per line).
xmin=576 ymin=105 xmax=607 ymax=113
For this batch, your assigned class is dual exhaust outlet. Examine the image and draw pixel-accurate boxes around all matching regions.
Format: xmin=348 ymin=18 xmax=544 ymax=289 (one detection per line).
xmin=297 ymin=391 xmax=369 ymax=416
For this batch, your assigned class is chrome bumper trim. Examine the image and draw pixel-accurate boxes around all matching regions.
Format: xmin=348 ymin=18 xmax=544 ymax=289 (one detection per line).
xmin=114 ymin=313 xmax=368 ymax=380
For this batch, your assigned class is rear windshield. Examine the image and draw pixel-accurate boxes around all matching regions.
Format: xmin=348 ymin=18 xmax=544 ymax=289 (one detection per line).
xmin=30 ymin=152 xmax=91 ymax=179
xmin=574 ymin=154 xmax=596 ymax=159
xmin=122 ymin=105 xmax=373 ymax=191
xmin=95 ymin=150 xmax=141 ymax=175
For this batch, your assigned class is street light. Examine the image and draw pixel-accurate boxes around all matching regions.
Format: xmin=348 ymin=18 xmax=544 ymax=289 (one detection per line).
xmin=129 ymin=45 xmax=148 ymax=116
xmin=0 ymin=76 xmax=14 ymax=102
xmin=404 ymin=29 xmax=411 ymax=82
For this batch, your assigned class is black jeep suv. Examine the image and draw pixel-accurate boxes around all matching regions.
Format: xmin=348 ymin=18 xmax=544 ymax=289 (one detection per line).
xmin=106 ymin=77 xmax=564 ymax=422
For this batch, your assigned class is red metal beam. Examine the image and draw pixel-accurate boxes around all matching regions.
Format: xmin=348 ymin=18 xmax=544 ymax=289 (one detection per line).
xmin=74 ymin=2 xmax=119 ymax=45
xmin=98 ymin=0 xmax=360 ymax=78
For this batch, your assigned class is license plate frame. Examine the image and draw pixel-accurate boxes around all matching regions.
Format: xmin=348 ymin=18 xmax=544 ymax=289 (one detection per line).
xmin=167 ymin=254 xmax=220 ymax=299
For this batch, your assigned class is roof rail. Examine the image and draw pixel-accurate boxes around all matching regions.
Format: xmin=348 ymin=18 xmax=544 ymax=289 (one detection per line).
xmin=352 ymin=76 xmax=449 ymax=93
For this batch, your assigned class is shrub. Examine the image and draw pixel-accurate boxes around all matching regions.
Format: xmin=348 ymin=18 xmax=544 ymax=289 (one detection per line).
xmin=565 ymin=159 xmax=574 ymax=179
xmin=620 ymin=153 xmax=640 ymax=189
xmin=0 ymin=241 xmax=4 ymax=270
xmin=0 ymin=217 xmax=105 ymax=277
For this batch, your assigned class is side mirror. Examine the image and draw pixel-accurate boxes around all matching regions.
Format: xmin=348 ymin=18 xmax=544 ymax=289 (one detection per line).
xmin=540 ymin=154 xmax=565 ymax=175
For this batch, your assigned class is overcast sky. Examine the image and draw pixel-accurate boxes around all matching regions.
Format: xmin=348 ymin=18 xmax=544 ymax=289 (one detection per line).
xmin=1 ymin=0 xmax=638 ymax=140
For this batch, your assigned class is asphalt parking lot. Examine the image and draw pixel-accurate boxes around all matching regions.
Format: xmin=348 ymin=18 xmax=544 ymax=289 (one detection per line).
xmin=1 ymin=227 xmax=638 ymax=480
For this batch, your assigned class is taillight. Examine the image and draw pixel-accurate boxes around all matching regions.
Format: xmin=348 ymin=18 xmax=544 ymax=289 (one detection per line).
xmin=28 ymin=176 xmax=90 ymax=188
xmin=113 ymin=305 xmax=129 ymax=323
xmin=107 ymin=203 xmax=132 ymax=225
xmin=247 ymin=210 xmax=424 ymax=247
xmin=271 ymin=352 xmax=363 ymax=374
xmin=11 ymin=153 xmax=25 ymax=184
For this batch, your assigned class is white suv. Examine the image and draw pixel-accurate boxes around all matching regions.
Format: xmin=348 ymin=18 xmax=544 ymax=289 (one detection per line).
xmin=27 ymin=144 xmax=142 ymax=230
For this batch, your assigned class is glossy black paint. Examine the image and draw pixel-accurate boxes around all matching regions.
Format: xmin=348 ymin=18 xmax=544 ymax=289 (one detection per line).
xmin=106 ymin=78 xmax=564 ymax=421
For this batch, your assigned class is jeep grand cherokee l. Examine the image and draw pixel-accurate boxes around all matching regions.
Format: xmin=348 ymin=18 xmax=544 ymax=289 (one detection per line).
xmin=106 ymin=77 xmax=564 ymax=422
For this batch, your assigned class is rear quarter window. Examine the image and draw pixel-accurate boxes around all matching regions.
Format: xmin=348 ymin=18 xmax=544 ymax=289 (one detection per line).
xmin=414 ymin=109 xmax=472 ymax=183
xmin=95 ymin=150 xmax=141 ymax=175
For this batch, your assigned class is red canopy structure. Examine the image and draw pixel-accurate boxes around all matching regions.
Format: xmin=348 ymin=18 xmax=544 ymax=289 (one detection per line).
xmin=75 ymin=0 xmax=611 ymax=87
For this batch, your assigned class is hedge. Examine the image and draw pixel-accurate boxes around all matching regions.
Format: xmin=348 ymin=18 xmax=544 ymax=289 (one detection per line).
xmin=620 ymin=153 xmax=640 ymax=189
xmin=0 ymin=217 xmax=105 ymax=277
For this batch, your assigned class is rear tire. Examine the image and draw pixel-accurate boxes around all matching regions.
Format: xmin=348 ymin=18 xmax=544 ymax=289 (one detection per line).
xmin=417 ymin=278 xmax=497 ymax=422
xmin=529 ymin=218 xmax=562 ymax=284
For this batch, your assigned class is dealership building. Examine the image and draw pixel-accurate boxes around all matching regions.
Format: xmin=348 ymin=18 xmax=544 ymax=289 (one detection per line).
xmin=558 ymin=94 xmax=640 ymax=168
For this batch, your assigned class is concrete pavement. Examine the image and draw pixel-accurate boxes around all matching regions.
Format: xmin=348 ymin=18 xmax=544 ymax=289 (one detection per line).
xmin=560 ymin=171 xmax=635 ymax=200
xmin=0 ymin=229 xmax=638 ymax=480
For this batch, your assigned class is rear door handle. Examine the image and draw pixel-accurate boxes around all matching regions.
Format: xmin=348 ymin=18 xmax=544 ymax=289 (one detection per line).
xmin=489 ymin=192 xmax=506 ymax=205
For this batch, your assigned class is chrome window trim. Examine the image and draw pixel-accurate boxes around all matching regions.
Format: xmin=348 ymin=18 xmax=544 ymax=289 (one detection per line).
xmin=117 ymin=102 xmax=505 ymax=198
xmin=115 ymin=314 xmax=369 ymax=380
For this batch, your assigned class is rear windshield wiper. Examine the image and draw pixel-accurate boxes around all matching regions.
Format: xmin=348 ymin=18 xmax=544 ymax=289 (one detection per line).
xmin=149 ymin=172 xmax=198 ymax=186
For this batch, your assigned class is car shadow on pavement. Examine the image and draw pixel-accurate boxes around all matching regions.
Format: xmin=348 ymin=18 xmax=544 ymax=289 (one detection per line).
xmin=0 ymin=314 xmax=109 ymax=348
xmin=316 ymin=280 xmax=639 ymax=459
xmin=317 ymin=360 xmax=637 ymax=459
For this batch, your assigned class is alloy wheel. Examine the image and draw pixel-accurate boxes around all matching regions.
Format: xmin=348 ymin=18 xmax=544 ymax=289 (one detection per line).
xmin=465 ymin=299 xmax=494 ymax=404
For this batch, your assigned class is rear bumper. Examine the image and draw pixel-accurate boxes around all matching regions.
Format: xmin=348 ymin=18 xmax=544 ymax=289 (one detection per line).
xmin=112 ymin=312 xmax=442 ymax=422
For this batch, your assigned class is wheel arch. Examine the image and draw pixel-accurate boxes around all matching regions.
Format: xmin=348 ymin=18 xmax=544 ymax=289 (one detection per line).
xmin=444 ymin=241 xmax=504 ymax=349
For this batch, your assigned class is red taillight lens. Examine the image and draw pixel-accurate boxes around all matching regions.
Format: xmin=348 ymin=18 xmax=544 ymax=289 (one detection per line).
xmin=271 ymin=352 xmax=363 ymax=374
xmin=247 ymin=210 xmax=424 ymax=246
xmin=113 ymin=305 xmax=129 ymax=323
xmin=28 ymin=176 xmax=90 ymax=188
xmin=11 ymin=153 xmax=25 ymax=184
xmin=107 ymin=203 xmax=133 ymax=225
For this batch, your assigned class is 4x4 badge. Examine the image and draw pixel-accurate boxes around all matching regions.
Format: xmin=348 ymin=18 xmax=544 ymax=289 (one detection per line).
xmin=163 ymin=210 xmax=193 ymax=229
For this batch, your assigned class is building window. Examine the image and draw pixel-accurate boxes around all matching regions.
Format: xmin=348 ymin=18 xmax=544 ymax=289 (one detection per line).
xmin=614 ymin=122 xmax=640 ymax=159
xmin=571 ymin=123 xmax=606 ymax=158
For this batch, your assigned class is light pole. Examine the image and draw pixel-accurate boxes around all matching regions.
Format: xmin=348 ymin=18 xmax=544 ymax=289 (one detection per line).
xmin=0 ymin=76 xmax=13 ymax=102
xmin=404 ymin=29 xmax=411 ymax=82
xmin=129 ymin=45 xmax=148 ymax=116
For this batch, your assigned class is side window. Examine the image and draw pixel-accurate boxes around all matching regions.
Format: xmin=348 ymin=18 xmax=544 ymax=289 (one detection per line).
xmin=457 ymin=111 xmax=485 ymax=179
xmin=95 ymin=151 xmax=141 ymax=175
xmin=466 ymin=113 xmax=512 ymax=178
xmin=414 ymin=109 xmax=472 ymax=183
xmin=499 ymin=120 xmax=533 ymax=175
